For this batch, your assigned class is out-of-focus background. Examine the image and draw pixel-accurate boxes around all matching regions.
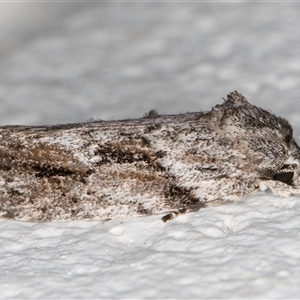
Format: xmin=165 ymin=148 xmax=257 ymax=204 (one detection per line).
xmin=2 ymin=3 xmax=300 ymax=299
xmin=1 ymin=2 xmax=300 ymax=126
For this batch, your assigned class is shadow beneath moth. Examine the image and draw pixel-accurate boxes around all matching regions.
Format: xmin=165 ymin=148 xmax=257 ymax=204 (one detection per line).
xmin=1 ymin=91 xmax=300 ymax=222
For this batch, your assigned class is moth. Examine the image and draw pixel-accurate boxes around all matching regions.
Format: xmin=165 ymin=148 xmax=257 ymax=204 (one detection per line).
xmin=0 ymin=91 xmax=300 ymax=222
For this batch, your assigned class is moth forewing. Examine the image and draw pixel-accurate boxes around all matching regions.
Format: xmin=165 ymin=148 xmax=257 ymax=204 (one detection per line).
xmin=0 ymin=91 xmax=299 ymax=222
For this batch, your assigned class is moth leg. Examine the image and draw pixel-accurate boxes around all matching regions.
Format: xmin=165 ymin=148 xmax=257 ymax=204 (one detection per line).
xmin=161 ymin=208 xmax=187 ymax=222
xmin=258 ymin=179 xmax=300 ymax=197
xmin=161 ymin=212 xmax=179 ymax=222
xmin=161 ymin=199 xmax=206 ymax=222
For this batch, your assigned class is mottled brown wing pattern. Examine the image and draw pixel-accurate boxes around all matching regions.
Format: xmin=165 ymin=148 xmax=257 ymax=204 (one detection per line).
xmin=0 ymin=91 xmax=300 ymax=221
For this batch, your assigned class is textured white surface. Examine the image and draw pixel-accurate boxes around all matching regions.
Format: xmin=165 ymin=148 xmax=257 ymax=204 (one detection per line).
xmin=1 ymin=2 xmax=300 ymax=299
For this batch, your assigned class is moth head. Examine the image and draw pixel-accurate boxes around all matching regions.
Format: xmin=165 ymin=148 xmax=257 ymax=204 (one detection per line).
xmin=272 ymin=140 xmax=300 ymax=186
xmin=222 ymin=91 xmax=300 ymax=187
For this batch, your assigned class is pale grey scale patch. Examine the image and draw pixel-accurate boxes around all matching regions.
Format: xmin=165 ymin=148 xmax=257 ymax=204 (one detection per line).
xmin=0 ymin=90 xmax=300 ymax=222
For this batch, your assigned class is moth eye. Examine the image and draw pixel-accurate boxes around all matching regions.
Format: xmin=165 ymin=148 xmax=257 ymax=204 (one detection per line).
xmin=273 ymin=172 xmax=294 ymax=184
